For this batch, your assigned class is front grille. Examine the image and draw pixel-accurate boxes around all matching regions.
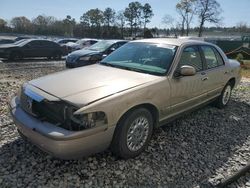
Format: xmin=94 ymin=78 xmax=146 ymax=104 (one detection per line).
xmin=19 ymin=89 xmax=83 ymax=131
xmin=32 ymin=100 xmax=66 ymax=124
xmin=19 ymin=88 xmax=66 ymax=124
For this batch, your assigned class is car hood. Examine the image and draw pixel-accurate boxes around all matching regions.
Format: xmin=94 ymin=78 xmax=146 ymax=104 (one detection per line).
xmin=29 ymin=64 xmax=160 ymax=106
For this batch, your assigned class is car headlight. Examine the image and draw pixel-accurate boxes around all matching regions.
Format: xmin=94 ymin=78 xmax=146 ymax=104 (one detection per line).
xmin=70 ymin=111 xmax=107 ymax=130
xmin=13 ymin=83 xmax=25 ymax=100
xmin=79 ymin=56 xmax=91 ymax=61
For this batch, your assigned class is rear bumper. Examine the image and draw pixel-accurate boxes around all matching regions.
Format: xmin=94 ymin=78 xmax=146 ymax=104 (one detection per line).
xmin=9 ymin=97 xmax=115 ymax=159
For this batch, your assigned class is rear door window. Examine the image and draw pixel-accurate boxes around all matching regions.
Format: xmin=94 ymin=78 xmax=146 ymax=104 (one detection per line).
xmin=213 ymin=48 xmax=224 ymax=66
xmin=28 ymin=41 xmax=41 ymax=48
xmin=201 ymin=46 xmax=223 ymax=69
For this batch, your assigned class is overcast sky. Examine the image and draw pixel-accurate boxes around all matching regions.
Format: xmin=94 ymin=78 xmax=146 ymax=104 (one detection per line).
xmin=0 ymin=0 xmax=250 ymax=28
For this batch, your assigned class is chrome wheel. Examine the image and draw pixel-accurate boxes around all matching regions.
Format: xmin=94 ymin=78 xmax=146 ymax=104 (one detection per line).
xmin=126 ymin=116 xmax=149 ymax=152
xmin=222 ymin=85 xmax=231 ymax=105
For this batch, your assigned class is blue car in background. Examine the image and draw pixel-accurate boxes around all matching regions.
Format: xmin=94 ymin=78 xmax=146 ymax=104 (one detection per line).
xmin=66 ymin=40 xmax=127 ymax=68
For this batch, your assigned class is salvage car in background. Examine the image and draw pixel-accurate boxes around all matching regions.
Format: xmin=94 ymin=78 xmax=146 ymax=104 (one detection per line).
xmin=9 ymin=39 xmax=241 ymax=159
xmin=65 ymin=38 xmax=98 ymax=53
xmin=0 ymin=39 xmax=65 ymax=60
xmin=66 ymin=40 xmax=127 ymax=68
xmin=56 ymin=38 xmax=78 ymax=45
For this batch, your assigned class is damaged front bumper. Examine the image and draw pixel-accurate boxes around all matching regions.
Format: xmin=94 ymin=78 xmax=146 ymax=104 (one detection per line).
xmin=9 ymin=97 xmax=115 ymax=159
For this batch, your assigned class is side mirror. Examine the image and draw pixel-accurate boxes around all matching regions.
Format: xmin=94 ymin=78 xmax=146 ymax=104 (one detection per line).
xmin=180 ymin=65 xmax=196 ymax=76
xmin=102 ymin=54 xmax=107 ymax=59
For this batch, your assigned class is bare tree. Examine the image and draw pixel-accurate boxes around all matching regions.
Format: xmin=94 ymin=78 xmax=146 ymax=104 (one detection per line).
xmin=236 ymin=22 xmax=248 ymax=34
xmin=176 ymin=4 xmax=186 ymax=36
xmin=11 ymin=16 xmax=32 ymax=33
xmin=176 ymin=0 xmax=196 ymax=36
xmin=162 ymin=14 xmax=178 ymax=37
xmin=196 ymin=0 xmax=222 ymax=37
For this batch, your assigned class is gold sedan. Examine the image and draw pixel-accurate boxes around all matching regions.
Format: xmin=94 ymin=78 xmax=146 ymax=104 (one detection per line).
xmin=9 ymin=39 xmax=241 ymax=159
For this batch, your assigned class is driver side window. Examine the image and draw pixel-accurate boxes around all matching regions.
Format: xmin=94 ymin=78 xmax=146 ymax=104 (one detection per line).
xmin=179 ymin=46 xmax=203 ymax=72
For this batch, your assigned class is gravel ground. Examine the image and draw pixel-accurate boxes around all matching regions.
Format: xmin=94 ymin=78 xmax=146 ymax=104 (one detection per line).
xmin=0 ymin=59 xmax=250 ymax=188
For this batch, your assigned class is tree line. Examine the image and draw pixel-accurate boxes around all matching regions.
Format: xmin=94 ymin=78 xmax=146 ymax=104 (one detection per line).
xmin=0 ymin=0 xmax=249 ymax=39
xmin=0 ymin=2 xmax=153 ymax=39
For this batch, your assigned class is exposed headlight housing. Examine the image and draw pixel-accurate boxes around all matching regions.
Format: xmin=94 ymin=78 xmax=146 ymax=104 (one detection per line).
xmin=16 ymin=84 xmax=107 ymax=132
xmin=71 ymin=112 xmax=107 ymax=130
xmin=79 ymin=56 xmax=91 ymax=61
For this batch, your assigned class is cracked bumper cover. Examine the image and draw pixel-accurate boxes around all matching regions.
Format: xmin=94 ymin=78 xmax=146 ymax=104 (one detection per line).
xmin=9 ymin=97 xmax=115 ymax=159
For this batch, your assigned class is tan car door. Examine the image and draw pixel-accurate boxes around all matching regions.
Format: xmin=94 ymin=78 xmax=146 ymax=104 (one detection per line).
xmin=168 ymin=46 xmax=208 ymax=117
xmin=199 ymin=45 xmax=228 ymax=100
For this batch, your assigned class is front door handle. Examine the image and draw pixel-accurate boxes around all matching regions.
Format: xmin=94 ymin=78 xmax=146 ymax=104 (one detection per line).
xmin=202 ymin=77 xmax=209 ymax=81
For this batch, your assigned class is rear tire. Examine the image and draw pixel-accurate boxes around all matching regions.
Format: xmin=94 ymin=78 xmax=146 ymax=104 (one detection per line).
xmin=111 ymin=108 xmax=153 ymax=159
xmin=214 ymin=83 xmax=232 ymax=109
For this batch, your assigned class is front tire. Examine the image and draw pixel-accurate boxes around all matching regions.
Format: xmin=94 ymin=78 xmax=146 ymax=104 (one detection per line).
xmin=215 ymin=83 xmax=232 ymax=109
xmin=52 ymin=51 xmax=62 ymax=60
xmin=111 ymin=108 xmax=153 ymax=159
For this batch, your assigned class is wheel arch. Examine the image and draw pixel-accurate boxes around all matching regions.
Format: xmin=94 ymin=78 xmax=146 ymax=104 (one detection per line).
xmin=228 ymin=77 xmax=236 ymax=88
xmin=116 ymin=103 xmax=160 ymax=129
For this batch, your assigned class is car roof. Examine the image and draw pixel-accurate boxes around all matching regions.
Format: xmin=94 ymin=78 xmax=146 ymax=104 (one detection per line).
xmin=79 ymin=38 xmax=99 ymax=41
xmin=132 ymin=38 xmax=212 ymax=47
xmin=102 ymin=39 xmax=128 ymax=43
xmin=25 ymin=39 xmax=54 ymax=42
xmin=57 ymin=38 xmax=77 ymax=41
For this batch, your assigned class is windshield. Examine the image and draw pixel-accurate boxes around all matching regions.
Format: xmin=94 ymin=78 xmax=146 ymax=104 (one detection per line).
xmin=13 ymin=39 xmax=30 ymax=46
xmin=88 ymin=40 xmax=113 ymax=52
xmin=76 ymin=40 xmax=82 ymax=44
xmin=100 ymin=42 xmax=177 ymax=75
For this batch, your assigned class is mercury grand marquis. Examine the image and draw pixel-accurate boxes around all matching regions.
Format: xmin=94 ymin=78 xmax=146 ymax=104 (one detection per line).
xmin=9 ymin=38 xmax=241 ymax=159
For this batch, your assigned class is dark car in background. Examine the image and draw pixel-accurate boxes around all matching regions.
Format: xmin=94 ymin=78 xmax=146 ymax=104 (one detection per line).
xmin=0 ymin=39 xmax=65 ymax=60
xmin=66 ymin=40 xmax=127 ymax=68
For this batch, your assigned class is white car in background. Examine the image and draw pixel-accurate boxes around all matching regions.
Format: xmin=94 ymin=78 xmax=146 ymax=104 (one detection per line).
xmin=65 ymin=39 xmax=99 ymax=53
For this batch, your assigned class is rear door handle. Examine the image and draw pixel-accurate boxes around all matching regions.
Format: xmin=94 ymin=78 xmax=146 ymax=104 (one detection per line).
xmin=224 ymin=71 xmax=229 ymax=74
xmin=202 ymin=77 xmax=209 ymax=81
